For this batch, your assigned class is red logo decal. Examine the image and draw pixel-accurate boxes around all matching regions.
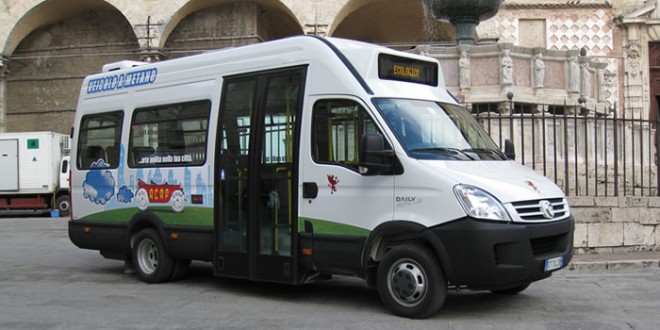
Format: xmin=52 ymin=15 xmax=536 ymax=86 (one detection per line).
xmin=526 ymin=180 xmax=540 ymax=193
xmin=327 ymin=175 xmax=340 ymax=194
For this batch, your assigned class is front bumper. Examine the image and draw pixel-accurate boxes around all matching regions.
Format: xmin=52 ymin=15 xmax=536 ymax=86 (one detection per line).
xmin=431 ymin=216 xmax=574 ymax=290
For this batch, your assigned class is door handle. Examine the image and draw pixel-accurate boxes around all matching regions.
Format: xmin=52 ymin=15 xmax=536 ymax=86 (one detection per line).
xmin=303 ymin=182 xmax=318 ymax=199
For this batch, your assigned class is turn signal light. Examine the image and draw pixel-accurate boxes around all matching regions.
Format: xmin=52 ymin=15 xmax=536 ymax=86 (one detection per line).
xmin=302 ymin=248 xmax=312 ymax=256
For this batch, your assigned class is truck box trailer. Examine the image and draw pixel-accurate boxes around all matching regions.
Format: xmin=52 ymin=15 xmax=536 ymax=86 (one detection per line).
xmin=0 ymin=131 xmax=70 ymax=215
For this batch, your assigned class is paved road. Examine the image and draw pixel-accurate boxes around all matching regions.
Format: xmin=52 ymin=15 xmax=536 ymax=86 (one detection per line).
xmin=1 ymin=215 xmax=659 ymax=330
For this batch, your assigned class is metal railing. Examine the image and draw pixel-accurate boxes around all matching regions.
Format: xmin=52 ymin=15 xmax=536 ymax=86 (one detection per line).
xmin=468 ymin=102 xmax=659 ymax=197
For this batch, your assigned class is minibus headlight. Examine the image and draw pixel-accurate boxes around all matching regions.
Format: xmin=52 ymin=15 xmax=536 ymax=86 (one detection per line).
xmin=453 ymin=185 xmax=511 ymax=221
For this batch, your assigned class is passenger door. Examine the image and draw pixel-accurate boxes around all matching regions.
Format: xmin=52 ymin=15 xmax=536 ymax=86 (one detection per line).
xmin=214 ymin=67 xmax=305 ymax=283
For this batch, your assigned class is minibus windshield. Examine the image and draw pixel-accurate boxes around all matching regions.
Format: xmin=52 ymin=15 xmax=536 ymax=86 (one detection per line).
xmin=373 ymin=98 xmax=506 ymax=161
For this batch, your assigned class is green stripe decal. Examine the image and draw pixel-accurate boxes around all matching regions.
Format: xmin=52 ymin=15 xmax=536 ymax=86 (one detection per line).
xmin=79 ymin=209 xmax=367 ymax=236
xmin=298 ymin=217 xmax=371 ymax=237
xmin=79 ymin=207 xmax=213 ymax=227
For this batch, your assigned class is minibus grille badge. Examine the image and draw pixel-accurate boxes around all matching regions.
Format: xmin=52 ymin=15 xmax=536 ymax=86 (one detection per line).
xmin=509 ymin=198 xmax=569 ymax=223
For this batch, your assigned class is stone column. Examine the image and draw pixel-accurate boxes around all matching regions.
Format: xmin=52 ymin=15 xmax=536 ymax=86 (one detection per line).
xmin=579 ymin=56 xmax=592 ymax=98
xmin=624 ymin=40 xmax=645 ymax=118
xmin=532 ymin=50 xmax=545 ymax=89
xmin=304 ymin=24 xmax=328 ymax=36
xmin=567 ymin=51 xmax=580 ymax=95
xmin=135 ymin=16 xmax=165 ymax=62
xmin=458 ymin=45 xmax=471 ymax=92
xmin=496 ymin=43 xmax=514 ymax=113
xmin=595 ymin=62 xmax=608 ymax=103
xmin=0 ymin=56 xmax=9 ymax=133
xmin=499 ymin=43 xmax=513 ymax=101
xmin=564 ymin=50 xmax=581 ymax=115
xmin=532 ymin=48 xmax=545 ymax=98
xmin=500 ymin=47 xmax=513 ymax=87
xmin=138 ymin=49 xmax=165 ymax=62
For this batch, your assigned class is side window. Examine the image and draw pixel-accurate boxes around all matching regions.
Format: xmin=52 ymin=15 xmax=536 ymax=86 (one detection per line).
xmin=129 ymin=100 xmax=210 ymax=168
xmin=77 ymin=111 xmax=123 ymax=169
xmin=311 ymin=99 xmax=382 ymax=171
xmin=61 ymin=159 xmax=68 ymax=174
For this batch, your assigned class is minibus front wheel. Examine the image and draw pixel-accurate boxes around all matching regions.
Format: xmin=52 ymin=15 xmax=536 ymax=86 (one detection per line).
xmin=377 ymin=244 xmax=447 ymax=319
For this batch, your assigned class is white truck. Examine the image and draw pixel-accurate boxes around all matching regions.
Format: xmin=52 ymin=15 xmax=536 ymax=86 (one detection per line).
xmin=0 ymin=131 xmax=71 ymax=216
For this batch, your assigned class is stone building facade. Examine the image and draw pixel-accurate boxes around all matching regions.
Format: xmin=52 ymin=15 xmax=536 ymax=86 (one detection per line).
xmin=0 ymin=0 xmax=658 ymax=134
xmin=1 ymin=0 xmax=657 ymax=251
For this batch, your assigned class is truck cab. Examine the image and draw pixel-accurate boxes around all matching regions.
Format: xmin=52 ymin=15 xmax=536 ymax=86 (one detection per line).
xmin=56 ymin=155 xmax=71 ymax=216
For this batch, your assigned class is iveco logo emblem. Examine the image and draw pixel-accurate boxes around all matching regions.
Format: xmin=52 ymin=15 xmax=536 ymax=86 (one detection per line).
xmin=540 ymin=200 xmax=555 ymax=219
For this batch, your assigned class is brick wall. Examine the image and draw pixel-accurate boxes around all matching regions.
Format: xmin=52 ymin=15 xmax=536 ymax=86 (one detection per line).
xmin=569 ymin=196 xmax=660 ymax=253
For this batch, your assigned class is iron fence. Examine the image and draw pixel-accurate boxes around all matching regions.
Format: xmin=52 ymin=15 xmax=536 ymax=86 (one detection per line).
xmin=468 ymin=102 xmax=659 ymax=197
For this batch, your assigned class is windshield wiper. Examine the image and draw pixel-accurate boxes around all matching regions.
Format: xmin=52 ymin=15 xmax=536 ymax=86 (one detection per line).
xmin=461 ymin=148 xmax=505 ymax=159
xmin=409 ymin=147 xmax=476 ymax=160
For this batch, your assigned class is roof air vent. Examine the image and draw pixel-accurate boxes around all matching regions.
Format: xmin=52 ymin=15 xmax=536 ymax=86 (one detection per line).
xmin=102 ymin=61 xmax=149 ymax=73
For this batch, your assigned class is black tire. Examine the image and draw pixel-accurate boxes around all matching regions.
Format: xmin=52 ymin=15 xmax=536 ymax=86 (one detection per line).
xmin=132 ymin=228 xmax=174 ymax=283
xmin=491 ymin=283 xmax=530 ymax=295
xmin=55 ymin=195 xmax=70 ymax=217
xmin=377 ymin=245 xmax=447 ymax=319
xmin=170 ymin=260 xmax=190 ymax=281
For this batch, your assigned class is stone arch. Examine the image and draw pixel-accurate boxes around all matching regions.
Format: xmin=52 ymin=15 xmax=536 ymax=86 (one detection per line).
xmin=161 ymin=0 xmax=304 ymax=56
xmin=3 ymin=0 xmax=137 ymax=56
xmin=5 ymin=0 xmax=139 ymax=133
xmin=329 ymin=0 xmax=454 ymax=44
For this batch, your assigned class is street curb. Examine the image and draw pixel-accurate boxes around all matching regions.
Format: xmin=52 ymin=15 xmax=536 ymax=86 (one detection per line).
xmin=566 ymin=259 xmax=660 ymax=271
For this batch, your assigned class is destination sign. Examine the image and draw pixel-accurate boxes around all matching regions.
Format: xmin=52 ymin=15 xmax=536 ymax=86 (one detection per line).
xmin=378 ymin=54 xmax=438 ymax=86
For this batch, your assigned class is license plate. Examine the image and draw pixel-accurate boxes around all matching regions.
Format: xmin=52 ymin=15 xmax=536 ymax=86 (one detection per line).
xmin=545 ymin=256 xmax=563 ymax=272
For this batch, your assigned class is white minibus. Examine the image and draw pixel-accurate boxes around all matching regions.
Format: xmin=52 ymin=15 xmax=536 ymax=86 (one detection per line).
xmin=69 ymin=36 xmax=573 ymax=318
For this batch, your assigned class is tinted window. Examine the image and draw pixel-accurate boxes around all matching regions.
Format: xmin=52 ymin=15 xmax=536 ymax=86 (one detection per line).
xmin=76 ymin=111 xmax=123 ymax=169
xmin=129 ymin=100 xmax=211 ymax=167
xmin=311 ymin=99 xmax=382 ymax=171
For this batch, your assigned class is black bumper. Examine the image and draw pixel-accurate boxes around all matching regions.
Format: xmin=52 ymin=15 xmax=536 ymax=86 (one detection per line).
xmin=69 ymin=221 xmax=129 ymax=259
xmin=69 ymin=220 xmax=214 ymax=261
xmin=431 ymin=216 xmax=574 ymax=291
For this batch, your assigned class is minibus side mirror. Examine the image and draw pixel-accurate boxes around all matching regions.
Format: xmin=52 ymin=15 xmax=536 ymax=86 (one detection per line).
xmin=359 ymin=133 xmax=394 ymax=176
xmin=504 ymin=139 xmax=516 ymax=160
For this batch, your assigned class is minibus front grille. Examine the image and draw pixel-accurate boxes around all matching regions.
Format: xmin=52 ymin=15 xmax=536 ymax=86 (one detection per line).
xmin=508 ymin=198 xmax=570 ymax=223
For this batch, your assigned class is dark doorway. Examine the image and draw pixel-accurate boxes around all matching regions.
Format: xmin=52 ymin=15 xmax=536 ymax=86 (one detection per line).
xmin=650 ymin=43 xmax=660 ymax=166
xmin=649 ymin=43 xmax=660 ymax=124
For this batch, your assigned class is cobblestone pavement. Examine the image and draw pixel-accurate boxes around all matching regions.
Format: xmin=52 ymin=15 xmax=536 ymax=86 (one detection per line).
xmin=1 ymin=215 xmax=659 ymax=329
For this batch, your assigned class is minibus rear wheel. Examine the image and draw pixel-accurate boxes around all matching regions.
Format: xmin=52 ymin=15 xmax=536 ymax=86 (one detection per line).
xmin=377 ymin=244 xmax=447 ymax=319
xmin=133 ymin=228 xmax=174 ymax=283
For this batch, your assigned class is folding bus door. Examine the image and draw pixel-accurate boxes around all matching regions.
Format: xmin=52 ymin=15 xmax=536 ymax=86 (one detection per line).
xmin=214 ymin=66 xmax=306 ymax=284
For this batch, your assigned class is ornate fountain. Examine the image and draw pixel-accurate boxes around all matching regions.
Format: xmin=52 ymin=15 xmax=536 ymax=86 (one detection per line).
xmin=422 ymin=0 xmax=504 ymax=45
